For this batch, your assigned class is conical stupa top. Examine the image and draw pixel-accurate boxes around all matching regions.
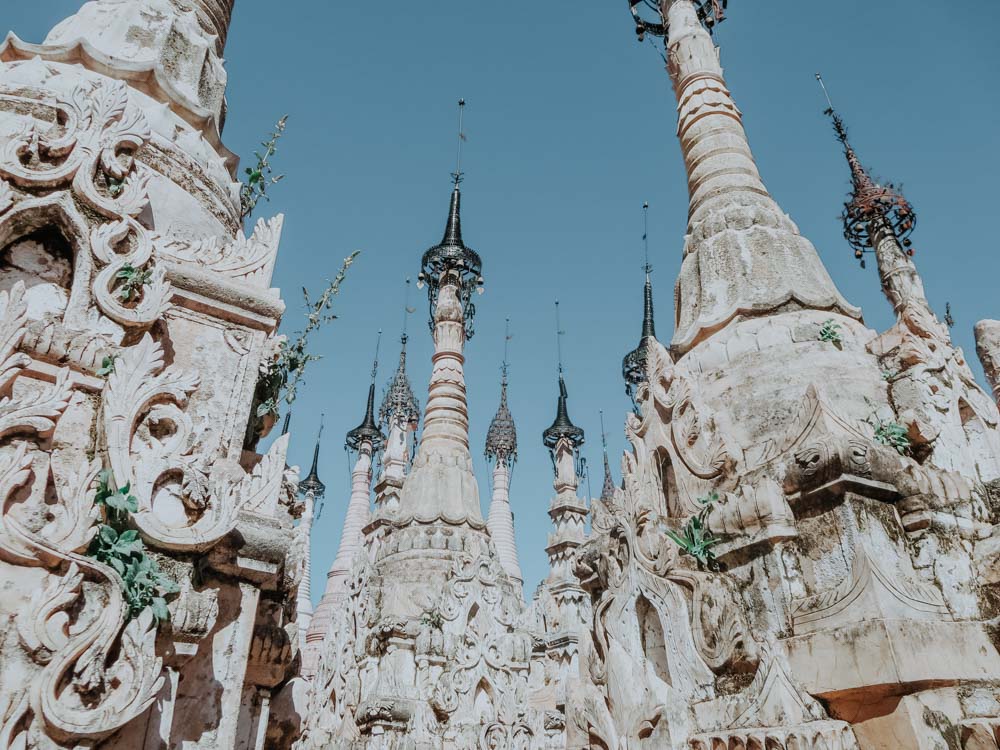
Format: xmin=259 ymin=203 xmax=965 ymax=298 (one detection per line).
xmin=379 ymin=335 xmax=420 ymax=428
xmin=345 ymin=382 xmax=385 ymax=454
xmin=818 ymin=75 xmax=917 ymax=260
xmin=623 ymin=275 xmax=656 ymax=392
xmin=298 ymin=418 xmax=326 ymax=500
xmin=420 ymin=184 xmax=483 ymax=292
xmin=543 ymin=374 xmax=585 ymax=450
xmin=485 ymin=375 xmax=518 ymax=466
xmin=599 ymin=412 xmax=615 ymax=501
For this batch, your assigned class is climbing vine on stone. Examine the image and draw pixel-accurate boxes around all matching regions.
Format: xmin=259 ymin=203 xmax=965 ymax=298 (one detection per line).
xmin=87 ymin=470 xmax=179 ymax=624
xmin=246 ymin=251 xmax=359 ymax=447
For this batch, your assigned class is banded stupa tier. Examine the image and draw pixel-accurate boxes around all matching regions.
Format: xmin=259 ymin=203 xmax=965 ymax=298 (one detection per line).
xmin=298 ymin=175 xmax=550 ymax=748
xmin=660 ymin=0 xmax=859 ymax=354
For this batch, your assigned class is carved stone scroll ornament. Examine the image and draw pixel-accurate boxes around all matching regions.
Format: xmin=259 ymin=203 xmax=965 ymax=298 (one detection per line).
xmin=645 ymin=338 xmax=732 ymax=485
xmin=0 ymin=283 xmax=163 ymax=744
xmin=155 ymin=214 xmax=284 ymax=288
xmin=0 ymin=80 xmax=171 ymax=330
xmin=103 ymin=333 xmax=288 ymax=552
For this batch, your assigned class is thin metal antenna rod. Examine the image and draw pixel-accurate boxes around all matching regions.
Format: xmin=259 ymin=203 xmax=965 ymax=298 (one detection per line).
xmin=401 ymin=278 xmax=412 ymax=341
xmin=555 ymin=301 xmax=564 ymax=375
xmin=600 ymin=410 xmax=608 ymax=452
xmin=453 ymin=98 xmax=466 ymax=185
xmin=371 ymin=330 xmax=382 ymax=384
xmin=816 ymin=73 xmax=835 ymax=110
xmin=642 ymin=201 xmax=651 ymax=276
xmin=502 ymin=317 xmax=511 ymax=380
xmin=317 ymin=413 xmax=324 ymax=442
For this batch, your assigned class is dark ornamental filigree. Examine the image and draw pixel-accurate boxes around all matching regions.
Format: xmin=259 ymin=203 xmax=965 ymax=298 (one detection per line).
xmin=628 ymin=0 xmax=728 ymax=40
xmin=485 ymin=376 xmax=518 ymax=470
xmin=379 ymin=335 xmax=420 ymax=428
xmin=345 ymin=383 xmax=385 ymax=454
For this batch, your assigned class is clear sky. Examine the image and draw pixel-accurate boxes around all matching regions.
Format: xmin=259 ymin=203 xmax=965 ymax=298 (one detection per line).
xmin=8 ymin=1 xmax=1000 ymax=602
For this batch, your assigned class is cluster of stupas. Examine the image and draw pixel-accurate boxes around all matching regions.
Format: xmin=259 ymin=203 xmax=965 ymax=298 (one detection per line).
xmin=2 ymin=1 xmax=1000 ymax=749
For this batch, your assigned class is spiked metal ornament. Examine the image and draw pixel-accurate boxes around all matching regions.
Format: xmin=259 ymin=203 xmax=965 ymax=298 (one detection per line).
xmin=345 ymin=383 xmax=385 ymax=454
xmin=817 ymin=76 xmax=917 ymax=268
xmin=623 ymin=276 xmax=656 ymax=408
xmin=542 ymin=374 xmax=586 ymax=477
xmin=298 ymin=420 xmax=326 ymax=501
xmin=485 ymin=376 xmax=518 ymax=470
xmin=628 ymin=0 xmax=727 ymax=40
xmin=379 ymin=335 xmax=420 ymax=428
xmin=418 ymin=184 xmax=484 ymax=339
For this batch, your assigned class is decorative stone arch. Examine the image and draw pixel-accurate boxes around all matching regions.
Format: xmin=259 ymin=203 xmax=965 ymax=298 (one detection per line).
xmin=635 ymin=593 xmax=671 ymax=687
xmin=473 ymin=677 xmax=496 ymax=724
xmin=653 ymin=446 xmax=681 ymax=518
xmin=0 ymin=193 xmax=98 ymax=332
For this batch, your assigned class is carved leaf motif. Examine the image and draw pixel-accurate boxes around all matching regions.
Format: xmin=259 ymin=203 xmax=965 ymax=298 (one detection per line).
xmin=156 ymin=214 xmax=284 ymax=287
xmin=90 ymin=218 xmax=171 ymax=329
xmin=240 ymin=433 xmax=290 ymax=514
xmin=0 ymin=283 xmax=32 ymax=390
xmin=0 ymin=178 xmax=12 ymax=214
xmin=0 ymin=368 xmax=74 ymax=441
xmin=18 ymin=562 xmax=84 ymax=659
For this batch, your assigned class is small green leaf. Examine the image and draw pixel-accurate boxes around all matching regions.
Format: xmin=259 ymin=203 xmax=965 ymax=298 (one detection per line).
xmin=150 ymin=597 xmax=170 ymax=623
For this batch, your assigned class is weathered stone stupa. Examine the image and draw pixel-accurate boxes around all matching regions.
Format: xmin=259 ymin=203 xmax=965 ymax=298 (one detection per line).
xmin=0 ymin=0 xmax=308 ymax=748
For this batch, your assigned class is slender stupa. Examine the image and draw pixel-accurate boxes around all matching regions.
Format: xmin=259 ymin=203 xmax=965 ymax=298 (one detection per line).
xmin=301 ymin=338 xmax=385 ymax=677
xmin=485 ymin=319 xmax=523 ymax=593
xmin=622 ymin=202 xmax=657 ymax=409
xmin=374 ymin=281 xmax=422 ymax=513
xmin=295 ymin=417 xmax=325 ymax=650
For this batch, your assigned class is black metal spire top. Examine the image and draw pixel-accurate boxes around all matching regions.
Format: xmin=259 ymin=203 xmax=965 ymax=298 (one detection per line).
xmin=418 ymin=99 xmax=484 ymax=339
xmin=543 ymin=302 xmax=585 ymax=452
xmin=298 ymin=415 xmax=326 ymax=500
xmin=623 ymin=202 xmax=657 ymax=408
xmin=486 ymin=319 xmax=518 ymax=469
xmin=345 ymin=332 xmax=386 ymax=454
xmin=599 ymin=410 xmax=616 ymax=501
xmin=817 ymin=74 xmax=917 ymax=269
xmin=628 ymin=0 xmax=727 ymax=41
xmin=380 ymin=280 xmax=421 ymax=428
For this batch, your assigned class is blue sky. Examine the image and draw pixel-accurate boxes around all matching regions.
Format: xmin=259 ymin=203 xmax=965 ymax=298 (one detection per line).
xmin=8 ymin=2 xmax=1000 ymax=601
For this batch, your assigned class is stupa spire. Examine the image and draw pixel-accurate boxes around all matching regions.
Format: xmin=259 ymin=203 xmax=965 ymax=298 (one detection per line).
xmin=379 ymin=280 xmax=421 ymax=430
xmin=485 ymin=319 xmax=523 ymax=592
xmin=599 ymin=410 xmax=616 ymax=502
xmin=297 ymin=415 xmax=326 ymax=510
xmin=817 ymin=74 xmax=927 ymax=315
xmin=302 ymin=336 xmax=384 ymax=677
xmin=629 ymin=0 xmax=859 ymax=353
xmin=400 ymin=100 xmax=484 ymax=526
xmin=623 ymin=202 xmax=658 ymax=408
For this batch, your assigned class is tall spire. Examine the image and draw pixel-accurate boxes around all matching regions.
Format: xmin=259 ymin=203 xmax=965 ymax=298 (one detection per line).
xmin=345 ymin=332 xmax=386 ymax=455
xmin=380 ymin=282 xmax=421 ymax=430
xmin=485 ymin=319 xmax=518 ymax=469
xmin=623 ymin=202 xmax=657 ymax=407
xmin=543 ymin=302 xmax=585 ymax=466
xmin=398 ymin=100 xmax=485 ymax=526
xmin=816 ymin=75 xmax=928 ymax=319
xmin=485 ymin=319 xmax=523 ymax=592
xmin=599 ymin=411 xmax=615 ymax=502
xmin=626 ymin=1 xmax=859 ymax=353
xmin=298 ymin=416 xmax=326 ymax=507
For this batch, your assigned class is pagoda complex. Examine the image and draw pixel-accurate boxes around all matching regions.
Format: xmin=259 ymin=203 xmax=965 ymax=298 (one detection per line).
xmin=2 ymin=1 xmax=1000 ymax=749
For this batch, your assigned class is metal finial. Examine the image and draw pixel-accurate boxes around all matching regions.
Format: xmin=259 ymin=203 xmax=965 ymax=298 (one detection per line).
xmin=555 ymin=301 xmax=564 ymax=375
xmin=642 ymin=201 xmax=652 ymax=277
xmin=453 ymin=98 xmax=467 ymax=186
xmin=298 ymin=413 xmax=326 ymax=501
xmin=818 ymin=73 xmax=917 ymax=267
xmin=816 ymin=73 xmax=835 ymax=111
xmin=502 ymin=317 xmax=512 ymax=380
xmin=371 ymin=329 xmax=382 ymax=384
xmin=401 ymin=277 xmax=414 ymax=343
xmin=485 ymin=324 xmax=518 ymax=468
